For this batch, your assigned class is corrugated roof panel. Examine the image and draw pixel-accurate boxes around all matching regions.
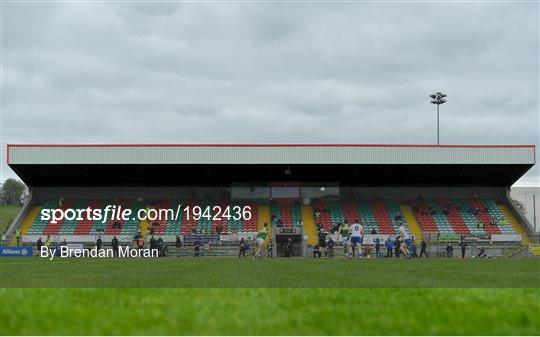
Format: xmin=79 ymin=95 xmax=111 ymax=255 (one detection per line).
xmin=7 ymin=144 xmax=536 ymax=165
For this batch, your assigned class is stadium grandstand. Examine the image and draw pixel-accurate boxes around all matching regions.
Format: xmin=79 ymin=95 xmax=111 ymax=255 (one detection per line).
xmin=4 ymin=144 xmax=538 ymax=258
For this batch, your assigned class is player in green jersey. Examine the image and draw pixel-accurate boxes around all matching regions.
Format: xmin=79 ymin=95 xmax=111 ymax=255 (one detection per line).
xmin=339 ymin=221 xmax=350 ymax=258
xmin=254 ymin=223 xmax=269 ymax=259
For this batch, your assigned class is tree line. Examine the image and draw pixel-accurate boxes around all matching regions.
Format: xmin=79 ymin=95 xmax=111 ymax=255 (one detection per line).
xmin=0 ymin=178 xmax=27 ymax=205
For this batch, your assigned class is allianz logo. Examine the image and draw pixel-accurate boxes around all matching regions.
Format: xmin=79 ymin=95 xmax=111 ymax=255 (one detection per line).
xmin=2 ymin=248 xmax=29 ymax=255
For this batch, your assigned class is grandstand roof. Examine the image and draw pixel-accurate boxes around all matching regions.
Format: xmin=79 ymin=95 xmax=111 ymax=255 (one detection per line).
xmin=7 ymin=144 xmax=535 ymax=165
xmin=7 ymin=144 xmax=536 ymax=187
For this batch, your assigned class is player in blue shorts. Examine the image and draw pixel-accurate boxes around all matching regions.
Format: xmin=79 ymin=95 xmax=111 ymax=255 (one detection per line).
xmin=399 ymin=225 xmax=411 ymax=259
xmin=349 ymin=220 xmax=364 ymax=259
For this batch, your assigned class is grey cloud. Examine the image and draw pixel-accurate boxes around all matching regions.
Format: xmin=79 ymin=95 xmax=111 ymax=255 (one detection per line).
xmin=1 ymin=2 xmax=538 ymax=185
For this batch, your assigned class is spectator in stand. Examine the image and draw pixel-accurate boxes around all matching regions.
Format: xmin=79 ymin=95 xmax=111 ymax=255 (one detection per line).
xmin=267 ymin=239 xmax=274 ymax=258
xmin=371 ymin=228 xmax=377 ymax=235
xmin=111 ymin=236 xmax=119 ymax=257
xmin=374 ymin=238 xmax=381 ymax=258
xmin=459 ymin=238 xmax=467 ymax=258
xmin=175 ymin=235 xmax=182 ymax=257
xmin=96 ymin=236 xmax=103 ymax=252
xmin=385 ymin=237 xmax=393 ymax=258
xmin=446 ymin=243 xmax=454 ymax=258
xmin=58 ymin=197 xmax=64 ymax=207
xmin=477 ymin=220 xmax=484 ymax=230
xmin=419 ymin=237 xmax=428 ymax=258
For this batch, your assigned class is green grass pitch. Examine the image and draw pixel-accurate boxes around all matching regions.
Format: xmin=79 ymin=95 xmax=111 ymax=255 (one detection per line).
xmin=1 ymin=258 xmax=539 ymax=335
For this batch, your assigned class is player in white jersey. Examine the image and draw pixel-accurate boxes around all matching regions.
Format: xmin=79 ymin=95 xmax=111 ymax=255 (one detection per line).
xmin=398 ymin=225 xmax=411 ymax=259
xmin=349 ymin=220 xmax=364 ymax=259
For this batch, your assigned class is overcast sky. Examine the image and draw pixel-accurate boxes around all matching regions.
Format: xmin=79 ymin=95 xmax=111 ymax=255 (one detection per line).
xmin=1 ymin=2 xmax=538 ymax=186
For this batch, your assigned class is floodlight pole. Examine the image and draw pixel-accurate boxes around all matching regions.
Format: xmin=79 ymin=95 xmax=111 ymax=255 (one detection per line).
xmin=430 ymin=92 xmax=447 ymax=145
xmin=437 ymin=104 xmax=440 ymax=145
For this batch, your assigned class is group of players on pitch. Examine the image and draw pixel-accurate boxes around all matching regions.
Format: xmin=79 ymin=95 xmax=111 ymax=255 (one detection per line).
xmin=316 ymin=221 xmax=412 ymax=259
xmin=250 ymin=221 xmax=413 ymax=259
